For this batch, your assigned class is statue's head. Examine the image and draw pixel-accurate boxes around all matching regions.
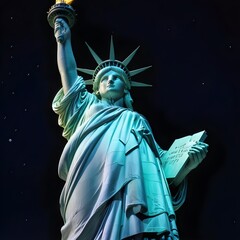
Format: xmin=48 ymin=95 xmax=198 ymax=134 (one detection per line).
xmin=95 ymin=69 xmax=127 ymax=101
xmin=93 ymin=63 xmax=131 ymax=93
xmin=77 ymin=37 xmax=152 ymax=109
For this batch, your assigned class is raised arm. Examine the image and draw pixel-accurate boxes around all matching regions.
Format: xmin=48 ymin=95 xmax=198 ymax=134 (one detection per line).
xmin=54 ymin=18 xmax=78 ymax=94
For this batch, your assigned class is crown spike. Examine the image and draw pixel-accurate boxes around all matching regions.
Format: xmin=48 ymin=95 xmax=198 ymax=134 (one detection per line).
xmin=122 ymin=46 xmax=140 ymax=66
xmin=129 ymin=66 xmax=152 ymax=77
xmin=109 ymin=36 xmax=115 ymax=61
xmin=131 ymin=81 xmax=152 ymax=87
xmin=77 ymin=67 xmax=95 ymax=75
xmin=84 ymin=79 xmax=94 ymax=85
xmin=85 ymin=42 xmax=102 ymax=64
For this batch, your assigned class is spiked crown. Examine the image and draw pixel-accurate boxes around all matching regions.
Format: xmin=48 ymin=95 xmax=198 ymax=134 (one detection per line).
xmin=77 ymin=37 xmax=152 ymax=91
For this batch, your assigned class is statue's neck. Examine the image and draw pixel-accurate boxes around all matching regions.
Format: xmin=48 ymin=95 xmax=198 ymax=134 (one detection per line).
xmin=100 ymin=97 xmax=124 ymax=107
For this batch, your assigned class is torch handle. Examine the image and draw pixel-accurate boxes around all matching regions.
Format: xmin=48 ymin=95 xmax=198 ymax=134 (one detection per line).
xmin=54 ymin=19 xmax=65 ymax=43
xmin=47 ymin=3 xmax=76 ymax=29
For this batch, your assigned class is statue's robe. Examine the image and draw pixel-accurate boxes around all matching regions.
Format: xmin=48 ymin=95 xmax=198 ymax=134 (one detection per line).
xmin=53 ymin=77 xmax=187 ymax=240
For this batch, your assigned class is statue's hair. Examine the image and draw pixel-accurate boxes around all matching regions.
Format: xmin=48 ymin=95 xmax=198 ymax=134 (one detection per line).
xmin=123 ymin=90 xmax=133 ymax=110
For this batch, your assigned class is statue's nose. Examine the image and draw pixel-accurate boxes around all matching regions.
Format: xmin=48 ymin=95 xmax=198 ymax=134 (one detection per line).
xmin=107 ymin=76 xmax=114 ymax=83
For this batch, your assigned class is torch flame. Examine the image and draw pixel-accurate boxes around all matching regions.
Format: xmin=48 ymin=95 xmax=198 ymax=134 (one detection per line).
xmin=55 ymin=0 xmax=75 ymax=4
xmin=65 ymin=0 xmax=75 ymax=4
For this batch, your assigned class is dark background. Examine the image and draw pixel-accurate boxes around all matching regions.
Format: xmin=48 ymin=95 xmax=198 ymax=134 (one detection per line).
xmin=1 ymin=0 xmax=239 ymax=239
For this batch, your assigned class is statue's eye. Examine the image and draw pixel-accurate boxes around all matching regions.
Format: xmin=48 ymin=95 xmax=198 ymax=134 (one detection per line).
xmin=101 ymin=77 xmax=107 ymax=82
xmin=113 ymin=75 xmax=121 ymax=80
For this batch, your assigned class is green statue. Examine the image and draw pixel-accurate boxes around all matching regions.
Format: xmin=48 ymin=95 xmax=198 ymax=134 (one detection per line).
xmin=52 ymin=18 xmax=208 ymax=240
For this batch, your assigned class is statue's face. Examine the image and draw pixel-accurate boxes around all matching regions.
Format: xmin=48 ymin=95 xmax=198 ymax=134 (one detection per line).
xmin=98 ymin=70 xmax=126 ymax=101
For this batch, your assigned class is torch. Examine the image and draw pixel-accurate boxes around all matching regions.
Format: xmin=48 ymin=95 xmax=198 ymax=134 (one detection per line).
xmin=47 ymin=0 xmax=76 ymax=29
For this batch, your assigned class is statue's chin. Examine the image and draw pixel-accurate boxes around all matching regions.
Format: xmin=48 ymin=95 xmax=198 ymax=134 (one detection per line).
xmin=102 ymin=91 xmax=123 ymax=102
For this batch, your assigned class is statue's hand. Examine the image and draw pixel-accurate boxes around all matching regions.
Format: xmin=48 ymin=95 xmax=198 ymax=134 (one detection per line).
xmin=54 ymin=18 xmax=71 ymax=43
xmin=186 ymin=142 xmax=209 ymax=171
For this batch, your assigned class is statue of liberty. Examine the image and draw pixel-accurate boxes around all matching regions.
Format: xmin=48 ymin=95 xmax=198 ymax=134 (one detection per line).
xmin=51 ymin=10 xmax=208 ymax=240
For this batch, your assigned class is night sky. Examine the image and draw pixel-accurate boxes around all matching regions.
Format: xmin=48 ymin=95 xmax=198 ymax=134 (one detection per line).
xmin=1 ymin=0 xmax=240 ymax=239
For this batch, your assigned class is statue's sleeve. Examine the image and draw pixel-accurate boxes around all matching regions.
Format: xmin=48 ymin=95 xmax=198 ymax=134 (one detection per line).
xmin=171 ymin=178 xmax=188 ymax=211
xmin=156 ymin=143 xmax=188 ymax=210
xmin=156 ymin=144 xmax=167 ymax=159
xmin=52 ymin=76 xmax=97 ymax=140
